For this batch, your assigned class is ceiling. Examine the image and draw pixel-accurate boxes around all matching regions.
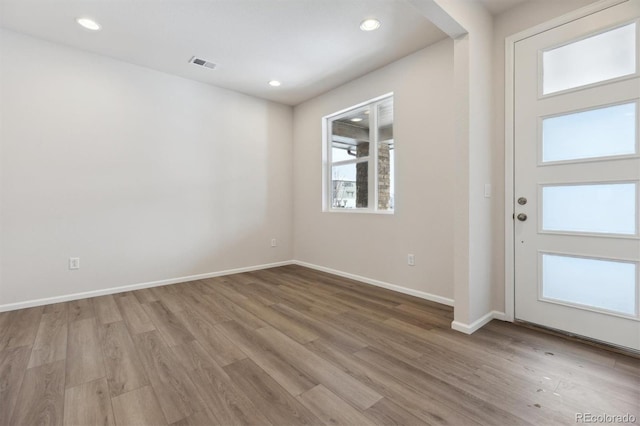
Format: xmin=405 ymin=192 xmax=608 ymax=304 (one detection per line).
xmin=0 ymin=0 xmax=449 ymax=105
xmin=476 ymin=0 xmax=528 ymax=15
xmin=334 ymin=97 xmax=394 ymax=131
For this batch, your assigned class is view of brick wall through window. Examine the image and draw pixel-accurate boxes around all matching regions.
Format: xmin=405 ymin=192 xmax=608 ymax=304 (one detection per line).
xmin=354 ymin=142 xmax=391 ymax=209
xmin=356 ymin=142 xmax=369 ymax=207
xmin=377 ymin=142 xmax=391 ymax=209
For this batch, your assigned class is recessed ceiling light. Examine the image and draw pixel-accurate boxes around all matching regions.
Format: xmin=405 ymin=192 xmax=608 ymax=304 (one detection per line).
xmin=350 ymin=117 xmax=363 ymax=122
xmin=76 ymin=17 xmax=101 ymax=31
xmin=269 ymin=80 xmax=281 ymax=87
xmin=360 ymin=18 xmax=381 ymax=31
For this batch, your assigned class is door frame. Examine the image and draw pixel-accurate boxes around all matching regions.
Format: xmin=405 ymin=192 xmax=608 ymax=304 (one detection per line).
xmin=504 ymin=0 xmax=630 ymax=322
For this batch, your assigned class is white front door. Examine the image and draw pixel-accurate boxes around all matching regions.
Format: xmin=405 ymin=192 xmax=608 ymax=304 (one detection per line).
xmin=514 ymin=0 xmax=640 ymax=350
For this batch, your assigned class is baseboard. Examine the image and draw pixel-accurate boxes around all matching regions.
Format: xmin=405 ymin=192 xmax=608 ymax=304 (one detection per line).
xmin=0 ymin=259 xmax=453 ymax=312
xmin=451 ymin=310 xmax=507 ymax=334
xmin=491 ymin=311 xmax=507 ymax=321
xmin=0 ymin=260 xmax=293 ymax=312
xmin=292 ymin=260 xmax=454 ymax=307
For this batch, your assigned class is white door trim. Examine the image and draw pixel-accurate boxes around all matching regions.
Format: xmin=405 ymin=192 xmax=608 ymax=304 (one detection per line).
xmin=504 ymin=0 xmax=630 ymax=322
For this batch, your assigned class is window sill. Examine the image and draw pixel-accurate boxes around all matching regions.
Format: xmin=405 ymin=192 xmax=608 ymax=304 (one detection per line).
xmin=323 ymin=209 xmax=395 ymax=215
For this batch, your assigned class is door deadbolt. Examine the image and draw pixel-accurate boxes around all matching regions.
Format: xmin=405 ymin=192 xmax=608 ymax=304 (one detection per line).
xmin=517 ymin=197 xmax=527 ymax=205
xmin=517 ymin=213 xmax=527 ymax=221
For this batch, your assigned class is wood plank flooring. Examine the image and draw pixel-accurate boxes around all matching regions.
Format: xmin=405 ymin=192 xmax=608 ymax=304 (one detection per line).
xmin=0 ymin=265 xmax=638 ymax=425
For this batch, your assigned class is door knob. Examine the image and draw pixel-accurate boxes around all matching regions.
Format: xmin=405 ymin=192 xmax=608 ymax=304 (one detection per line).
xmin=517 ymin=213 xmax=527 ymax=221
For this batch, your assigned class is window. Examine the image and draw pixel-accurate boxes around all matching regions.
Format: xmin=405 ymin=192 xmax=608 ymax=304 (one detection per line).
xmin=323 ymin=94 xmax=394 ymax=213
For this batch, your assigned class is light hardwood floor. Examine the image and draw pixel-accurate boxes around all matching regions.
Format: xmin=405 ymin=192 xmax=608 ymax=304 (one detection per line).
xmin=0 ymin=265 xmax=638 ymax=425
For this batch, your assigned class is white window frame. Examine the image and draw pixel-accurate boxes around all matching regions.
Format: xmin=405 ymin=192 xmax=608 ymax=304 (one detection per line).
xmin=322 ymin=93 xmax=394 ymax=214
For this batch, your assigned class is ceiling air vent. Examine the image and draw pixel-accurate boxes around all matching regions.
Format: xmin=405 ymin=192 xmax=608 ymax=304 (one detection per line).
xmin=189 ymin=56 xmax=217 ymax=70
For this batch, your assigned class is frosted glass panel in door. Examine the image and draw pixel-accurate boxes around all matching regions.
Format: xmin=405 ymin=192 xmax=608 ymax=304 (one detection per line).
xmin=542 ymin=102 xmax=637 ymax=162
xmin=543 ymin=23 xmax=637 ymax=94
xmin=542 ymin=253 xmax=637 ymax=316
xmin=542 ymin=183 xmax=637 ymax=235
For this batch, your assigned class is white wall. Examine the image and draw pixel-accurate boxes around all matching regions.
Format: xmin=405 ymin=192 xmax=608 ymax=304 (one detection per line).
xmin=0 ymin=0 xmax=604 ymax=319
xmin=293 ymin=39 xmax=455 ymax=302
xmin=490 ymin=0 xmax=600 ymax=313
xmin=438 ymin=0 xmax=495 ymax=328
xmin=408 ymin=0 xmax=496 ymax=329
xmin=0 ymin=29 xmax=293 ymax=308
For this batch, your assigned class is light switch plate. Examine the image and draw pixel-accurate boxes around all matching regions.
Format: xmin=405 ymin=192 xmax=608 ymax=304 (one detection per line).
xmin=484 ymin=184 xmax=492 ymax=198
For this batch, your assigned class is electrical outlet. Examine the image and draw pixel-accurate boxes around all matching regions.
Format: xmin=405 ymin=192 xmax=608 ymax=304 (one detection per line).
xmin=407 ymin=254 xmax=415 ymax=266
xmin=69 ymin=257 xmax=80 ymax=270
xmin=271 ymin=238 xmax=277 ymax=248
